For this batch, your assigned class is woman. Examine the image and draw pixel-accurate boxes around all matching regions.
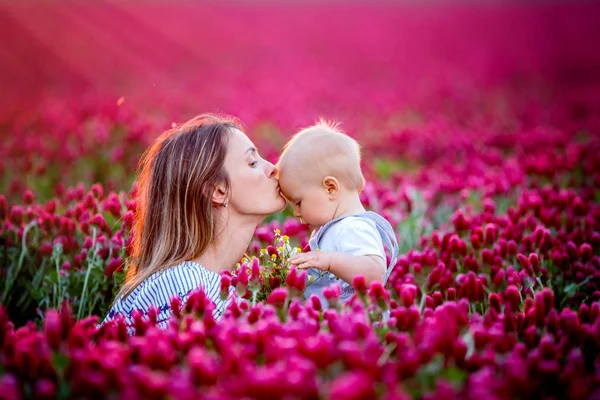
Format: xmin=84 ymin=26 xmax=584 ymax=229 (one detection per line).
xmin=101 ymin=113 xmax=285 ymax=332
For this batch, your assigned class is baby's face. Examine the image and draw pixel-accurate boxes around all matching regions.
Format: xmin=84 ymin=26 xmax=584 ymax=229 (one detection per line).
xmin=277 ymin=165 xmax=334 ymax=228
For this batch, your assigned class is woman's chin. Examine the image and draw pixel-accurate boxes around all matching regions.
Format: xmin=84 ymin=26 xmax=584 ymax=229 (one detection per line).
xmin=276 ymin=196 xmax=287 ymax=212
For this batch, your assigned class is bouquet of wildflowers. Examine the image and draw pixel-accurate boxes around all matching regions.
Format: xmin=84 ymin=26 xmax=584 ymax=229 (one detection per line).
xmin=233 ymin=229 xmax=303 ymax=304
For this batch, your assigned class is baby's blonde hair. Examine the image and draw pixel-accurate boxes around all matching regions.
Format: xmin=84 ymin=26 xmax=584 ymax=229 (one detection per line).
xmin=278 ymin=118 xmax=365 ymax=191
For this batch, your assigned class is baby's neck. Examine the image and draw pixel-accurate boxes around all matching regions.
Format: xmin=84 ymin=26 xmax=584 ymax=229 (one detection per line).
xmin=332 ymin=192 xmax=366 ymax=220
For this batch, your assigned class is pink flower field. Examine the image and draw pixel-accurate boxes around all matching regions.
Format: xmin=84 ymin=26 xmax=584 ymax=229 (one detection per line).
xmin=1 ymin=1 xmax=600 ymax=399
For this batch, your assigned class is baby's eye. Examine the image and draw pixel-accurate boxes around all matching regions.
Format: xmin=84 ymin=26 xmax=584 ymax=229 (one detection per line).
xmin=249 ymin=161 xmax=258 ymax=168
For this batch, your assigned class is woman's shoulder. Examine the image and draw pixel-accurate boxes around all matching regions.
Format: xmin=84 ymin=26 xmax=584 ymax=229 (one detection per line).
xmin=118 ymin=261 xmax=220 ymax=308
xmin=151 ymin=261 xmax=222 ymax=294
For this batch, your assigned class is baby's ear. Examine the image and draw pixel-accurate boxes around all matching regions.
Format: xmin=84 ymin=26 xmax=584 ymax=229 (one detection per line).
xmin=322 ymin=176 xmax=339 ymax=199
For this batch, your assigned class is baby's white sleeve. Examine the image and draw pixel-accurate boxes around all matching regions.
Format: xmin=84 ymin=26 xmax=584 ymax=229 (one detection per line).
xmin=333 ymin=218 xmax=386 ymax=260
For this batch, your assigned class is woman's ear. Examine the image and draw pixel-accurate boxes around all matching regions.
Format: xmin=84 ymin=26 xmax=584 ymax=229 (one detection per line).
xmin=212 ymin=183 xmax=228 ymax=207
xmin=322 ymin=176 xmax=339 ymax=199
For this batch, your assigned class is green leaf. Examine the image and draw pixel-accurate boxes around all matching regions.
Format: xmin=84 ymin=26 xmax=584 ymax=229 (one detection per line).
xmin=57 ymin=381 xmax=71 ymax=400
xmin=53 ymin=352 xmax=69 ymax=371
xmin=441 ymin=366 xmax=467 ymax=388
xmin=563 ymin=283 xmax=578 ymax=298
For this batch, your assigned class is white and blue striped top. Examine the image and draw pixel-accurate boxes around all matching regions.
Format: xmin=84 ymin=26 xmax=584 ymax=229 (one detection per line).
xmin=100 ymin=261 xmax=234 ymax=334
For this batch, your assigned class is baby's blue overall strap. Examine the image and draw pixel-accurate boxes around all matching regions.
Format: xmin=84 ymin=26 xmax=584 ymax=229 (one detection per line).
xmin=310 ymin=211 xmax=399 ymax=285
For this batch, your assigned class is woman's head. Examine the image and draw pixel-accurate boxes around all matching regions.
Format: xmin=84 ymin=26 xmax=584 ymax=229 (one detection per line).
xmin=118 ymin=113 xmax=284 ymax=300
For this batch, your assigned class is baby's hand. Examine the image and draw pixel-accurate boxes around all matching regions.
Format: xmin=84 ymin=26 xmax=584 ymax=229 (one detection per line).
xmin=289 ymin=251 xmax=332 ymax=272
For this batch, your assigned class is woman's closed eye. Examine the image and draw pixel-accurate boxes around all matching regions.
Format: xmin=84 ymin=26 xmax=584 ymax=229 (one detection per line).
xmin=249 ymin=160 xmax=258 ymax=168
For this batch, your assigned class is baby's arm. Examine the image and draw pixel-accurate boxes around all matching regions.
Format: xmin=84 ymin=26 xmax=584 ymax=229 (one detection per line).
xmin=289 ymin=251 xmax=385 ymax=285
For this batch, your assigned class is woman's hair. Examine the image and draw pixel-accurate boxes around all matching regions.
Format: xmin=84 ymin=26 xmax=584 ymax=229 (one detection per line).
xmin=114 ymin=113 xmax=241 ymax=303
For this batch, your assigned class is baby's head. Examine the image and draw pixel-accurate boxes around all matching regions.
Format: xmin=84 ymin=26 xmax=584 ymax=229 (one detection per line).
xmin=277 ymin=120 xmax=365 ymax=227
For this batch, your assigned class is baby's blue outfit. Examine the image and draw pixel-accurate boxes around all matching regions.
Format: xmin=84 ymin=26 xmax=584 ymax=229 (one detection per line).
xmin=303 ymin=211 xmax=399 ymax=307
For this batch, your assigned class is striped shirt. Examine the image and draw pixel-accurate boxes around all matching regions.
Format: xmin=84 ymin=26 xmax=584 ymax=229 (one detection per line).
xmin=100 ymin=261 xmax=234 ymax=334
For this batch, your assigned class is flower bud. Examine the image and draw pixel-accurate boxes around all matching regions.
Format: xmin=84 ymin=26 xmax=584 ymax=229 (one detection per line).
xmin=269 ymin=275 xmax=281 ymax=289
xmin=285 ymin=267 xmax=298 ymax=289
xmin=236 ymin=266 xmax=249 ymax=297
xmin=22 ymin=189 xmax=34 ymax=205
xmin=400 ymin=284 xmax=417 ymax=307
xmin=447 ymin=287 xmax=456 ymax=301
xmin=295 ymin=270 xmax=307 ymax=292
xmin=432 ymin=291 xmax=443 ymax=307
xmin=0 ymin=195 xmax=7 ymax=220
xmin=488 ymin=292 xmax=502 ymax=313
xmin=352 ymin=275 xmax=367 ymax=296
xmin=250 ymin=258 xmax=261 ymax=282
xmin=170 ymin=296 xmax=182 ymax=319
xmin=267 ymin=245 xmax=278 ymax=258
xmin=330 ymin=371 xmax=374 ymax=399
xmin=517 ymin=253 xmax=534 ymax=276
xmin=39 ymin=242 xmax=53 ymax=257
xmin=529 ymin=253 xmax=540 ymax=273
xmin=507 ymin=240 xmax=517 ymax=257
xmin=579 ymin=243 xmax=593 ymax=262
xmin=123 ymin=210 xmax=134 ymax=229
xmin=104 ymin=257 xmax=123 ymax=277
xmin=33 ymin=379 xmax=56 ymax=400
xmin=90 ymin=213 xmax=106 ymax=229
xmin=266 ymin=288 xmax=288 ymax=308
xmin=323 ymin=284 xmax=342 ymax=306
xmin=90 ymin=183 xmax=104 ymax=200
xmin=369 ymin=281 xmax=389 ymax=307
xmin=220 ymin=274 xmax=232 ymax=300
xmin=44 ymin=309 xmax=62 ymax=351
xmin=481 ymin=248 xmax=494 ymax=265
xmin=283 ymin=218 xmax=303 ymax=237
xmin=9 ymin=205 xmax=23 ymax=225
xmin=309 ymin=295 xmax=322 ymax=311
xmin=452 ymin=210 xmax=469 ymax=232
xmin=470 ymin=233 xmax=481 ymax=250
xmin=504 ymin=285 xmax=521 ymax=312
xmin=484 ymin=223 xmax=497 ymax=245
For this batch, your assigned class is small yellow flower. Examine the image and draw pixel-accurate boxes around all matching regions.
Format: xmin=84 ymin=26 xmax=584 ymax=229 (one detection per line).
xmin=271 ymin=254 xmax=277 ymax=260
xmin=242 ymin=257 xmax=248 ymax=263
xmin=315 ymin=248 xmax=321 ymax=252
xmin=282 ymin=235 xmax=289 ymax=242
xmin=275 ymin=229 xmax=281 ymax=235
xmin=309 ymin=276 xmax=314 ymax=282
xmin=278 ymin=246 xmax=284 ymax=252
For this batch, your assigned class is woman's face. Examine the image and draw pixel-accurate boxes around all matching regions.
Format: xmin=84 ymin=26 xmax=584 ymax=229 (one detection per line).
xmin=224 ymin=128 xmax=286 ymax=216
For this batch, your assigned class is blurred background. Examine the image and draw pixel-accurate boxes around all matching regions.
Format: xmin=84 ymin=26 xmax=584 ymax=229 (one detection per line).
xmin=2 ymin=1 xmax=599 ymax=121
xmin=1 ymin=0 xmax=599 ymax=199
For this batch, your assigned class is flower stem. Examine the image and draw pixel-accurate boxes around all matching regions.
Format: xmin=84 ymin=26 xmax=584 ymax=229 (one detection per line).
xmin=78 ymin=228 xmax=97 ymax=320
xmin=53 ymin=245 xmax=62 ymax=309
xmin=1 ymin=221 xmax=36 ymax=304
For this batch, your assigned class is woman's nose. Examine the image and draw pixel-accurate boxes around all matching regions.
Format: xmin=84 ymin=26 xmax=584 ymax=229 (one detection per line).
xmin=264 ymin=160 xmax=276 ymax=178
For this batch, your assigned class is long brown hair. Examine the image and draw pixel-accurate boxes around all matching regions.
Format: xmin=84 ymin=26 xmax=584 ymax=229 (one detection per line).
xmin=114 ymin=113 xmax=241 ymax=303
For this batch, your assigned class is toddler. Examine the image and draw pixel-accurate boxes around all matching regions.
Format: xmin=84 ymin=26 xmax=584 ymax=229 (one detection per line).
xmin=277 ymin=120 xmax=398 ymax=306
